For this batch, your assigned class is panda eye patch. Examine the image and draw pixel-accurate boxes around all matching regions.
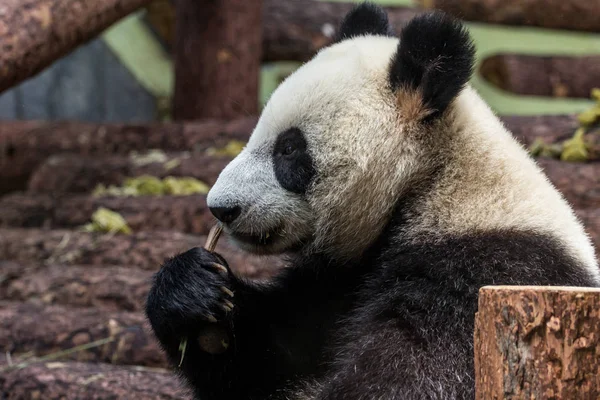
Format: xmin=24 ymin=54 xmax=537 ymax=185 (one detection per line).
xmin=274 ymin=128 xmax=305 ymax=157
xmin=273 ymin=128 xmax=315 ymax=194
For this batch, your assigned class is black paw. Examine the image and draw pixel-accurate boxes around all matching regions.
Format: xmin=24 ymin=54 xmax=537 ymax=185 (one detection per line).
xmin=145 ymin=247 xmax=235 ymax=340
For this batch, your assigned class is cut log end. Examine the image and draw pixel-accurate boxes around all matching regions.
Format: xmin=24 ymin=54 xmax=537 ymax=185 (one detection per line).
xmin=474 ymin=286 xmax=600 ymax=400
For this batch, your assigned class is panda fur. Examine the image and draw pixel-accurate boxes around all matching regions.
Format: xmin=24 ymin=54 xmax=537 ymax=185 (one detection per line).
xmin=146 ymin=3 xmax=599 ymax=399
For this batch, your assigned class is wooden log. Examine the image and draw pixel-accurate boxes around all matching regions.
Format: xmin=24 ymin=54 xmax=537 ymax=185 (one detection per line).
xmin=474 ymin=286 xmax=600 ymax=399
xmin=172 ymin=0 xmax=262 ymax=120
xmin=0 ymin=362 xmax=186 ymax=399
xmin=0 ymin=117 xmax=256 ymax=193
xmin=0 ymin=228 xmax=285 ymax=278
xmin=262 ymin=0 xmax=417 ymax=62
xmin=0 ymin=265 xmax=152 ymax=312
xmin=421 ymin=0 xmax=600 ymax=33
xmin=0 ymin=0 xmax=154 ymax=94
xmin=480 ymin=54 xmax=600 ymax=98
xmin=27 ymin=152 xmax=232 ymax=193
xmin=0 ymin=301 xmax=166 ymax=367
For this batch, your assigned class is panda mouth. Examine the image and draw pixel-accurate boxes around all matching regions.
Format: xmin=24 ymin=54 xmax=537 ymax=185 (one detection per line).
xmin=230 ymin=226 xmax=282 ymax=247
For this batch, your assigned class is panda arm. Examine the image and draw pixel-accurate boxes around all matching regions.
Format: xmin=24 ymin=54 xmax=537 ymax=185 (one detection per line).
xmin=146 ymin=249 xmax=355 ymax=400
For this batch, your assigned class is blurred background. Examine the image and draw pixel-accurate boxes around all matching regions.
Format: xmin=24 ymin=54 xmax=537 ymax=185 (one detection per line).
xmin=0 ymin=0 xmax=598 ymax=398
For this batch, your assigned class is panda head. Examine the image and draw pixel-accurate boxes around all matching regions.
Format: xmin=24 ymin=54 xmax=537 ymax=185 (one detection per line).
xmin=207 ymin=3 xmax=475 ymax=260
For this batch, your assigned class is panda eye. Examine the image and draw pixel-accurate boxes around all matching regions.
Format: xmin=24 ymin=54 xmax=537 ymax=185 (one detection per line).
xmin=283 ymin=144 xmax=296 ymax=156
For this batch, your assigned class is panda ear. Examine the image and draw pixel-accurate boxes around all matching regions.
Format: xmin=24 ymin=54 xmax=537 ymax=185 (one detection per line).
xmin=389 ymin=12 xmax=475 ymax=122
xmin=336 ymin=2 xmax=392 ymax=42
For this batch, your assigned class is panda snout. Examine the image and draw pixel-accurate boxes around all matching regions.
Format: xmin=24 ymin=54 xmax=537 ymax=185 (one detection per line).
xmin=209 ymin=206 xmax=242 ymax=224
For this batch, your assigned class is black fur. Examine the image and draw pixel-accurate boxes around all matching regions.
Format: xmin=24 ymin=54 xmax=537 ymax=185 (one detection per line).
xmin=336 ymin=2 xmax=392 ymax=42
xmin=390 ymin=11 xmax=475 ymax=120
xmin=273 ymin=128 xmax=315 ymax=194
xmin=146 ymin=225 xmax=595 ymax=399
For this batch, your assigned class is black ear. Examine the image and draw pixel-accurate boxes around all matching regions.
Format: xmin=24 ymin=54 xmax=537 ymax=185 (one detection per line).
xmin=389 ymin=12 xmax=475 ymax=121
xmin=336 ymin=2 xmax=392 ymax=42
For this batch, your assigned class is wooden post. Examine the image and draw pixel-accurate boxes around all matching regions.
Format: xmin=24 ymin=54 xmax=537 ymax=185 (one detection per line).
xmin=474 ymin=286 xmax=600 ymax=399
xmin=172 ymin=0 xmax=263 ymax=120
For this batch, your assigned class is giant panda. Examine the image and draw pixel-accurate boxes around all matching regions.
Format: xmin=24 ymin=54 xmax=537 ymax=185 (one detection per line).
xmin=145 ymin=3 xmax=599 ymax=399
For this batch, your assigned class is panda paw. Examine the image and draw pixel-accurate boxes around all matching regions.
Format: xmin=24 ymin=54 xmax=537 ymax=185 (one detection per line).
xmin=146 ymin=247 xmax=236 ymax=339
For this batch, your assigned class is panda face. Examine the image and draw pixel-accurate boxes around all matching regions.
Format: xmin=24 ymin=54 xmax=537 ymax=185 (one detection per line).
xmin=207 ymin=36 xmax=409 ymax=256
xmin=208 ymin=6 xmax=476 ymax=259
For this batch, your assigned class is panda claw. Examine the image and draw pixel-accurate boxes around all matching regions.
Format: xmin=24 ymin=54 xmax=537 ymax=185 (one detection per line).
xmin=206 ymin=314 xmax=218 ymax=323
xmin=223 ymin=299 xmax=234 ymax=309
xmin=220 ymin=286 xmax=234 ymax=297
xmin=209 ymin=262 xmax=228 ymax=274
xmin=222 ymin=303 xmax=233 ymax=313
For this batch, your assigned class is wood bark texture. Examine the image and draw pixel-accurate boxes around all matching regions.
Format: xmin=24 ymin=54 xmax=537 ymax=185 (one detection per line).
xmin=27 ymin=152 xmax=231 ymax=193
xmin=474 ymin=286 xmax=600 ymax=399
xmin=0 ymin=361 xmax=187 ymax=399
xmin=0 ymin=0 xmax=153 ymax=93
xmin=0 ymin=228 xmax=285 ymax=278
xmin=422 ymin=0 xmax=600 ymax=32
xmin=0 ymin=117 xmax=256 ymax=193
xmin=480 ymin=54 xmax=600 ymax=98
xmin=172 ymin=0 xmax=262 ymax=120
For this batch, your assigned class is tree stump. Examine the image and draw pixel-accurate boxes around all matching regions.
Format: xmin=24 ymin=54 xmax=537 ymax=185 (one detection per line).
xmin=474 ymin=286 xmax=600 ymax=399
xmin=172 ymin=0 xmax=262 ymax=120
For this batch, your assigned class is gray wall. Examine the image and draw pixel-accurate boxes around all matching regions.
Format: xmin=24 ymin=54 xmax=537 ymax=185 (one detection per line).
xmin=0 ymin=39 xmax=157 ymax=122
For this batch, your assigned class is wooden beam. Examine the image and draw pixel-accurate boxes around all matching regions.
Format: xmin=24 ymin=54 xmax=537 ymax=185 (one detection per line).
xmin=0 ymin=0 xmax=154 ymax=94
xmin=262 ymin=0 xmax=416 ymax=62
xmin=480 ymin=54 xmax=600 ymax=98
xmin=475 ymin=286 xmax=600 ymax=399
xmin=421 ymin=0 xmax=600 ymax=32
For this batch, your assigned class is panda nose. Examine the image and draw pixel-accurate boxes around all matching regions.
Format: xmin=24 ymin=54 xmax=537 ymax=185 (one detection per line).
xmin=209 ymin=206 xmax=242 ymax=224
